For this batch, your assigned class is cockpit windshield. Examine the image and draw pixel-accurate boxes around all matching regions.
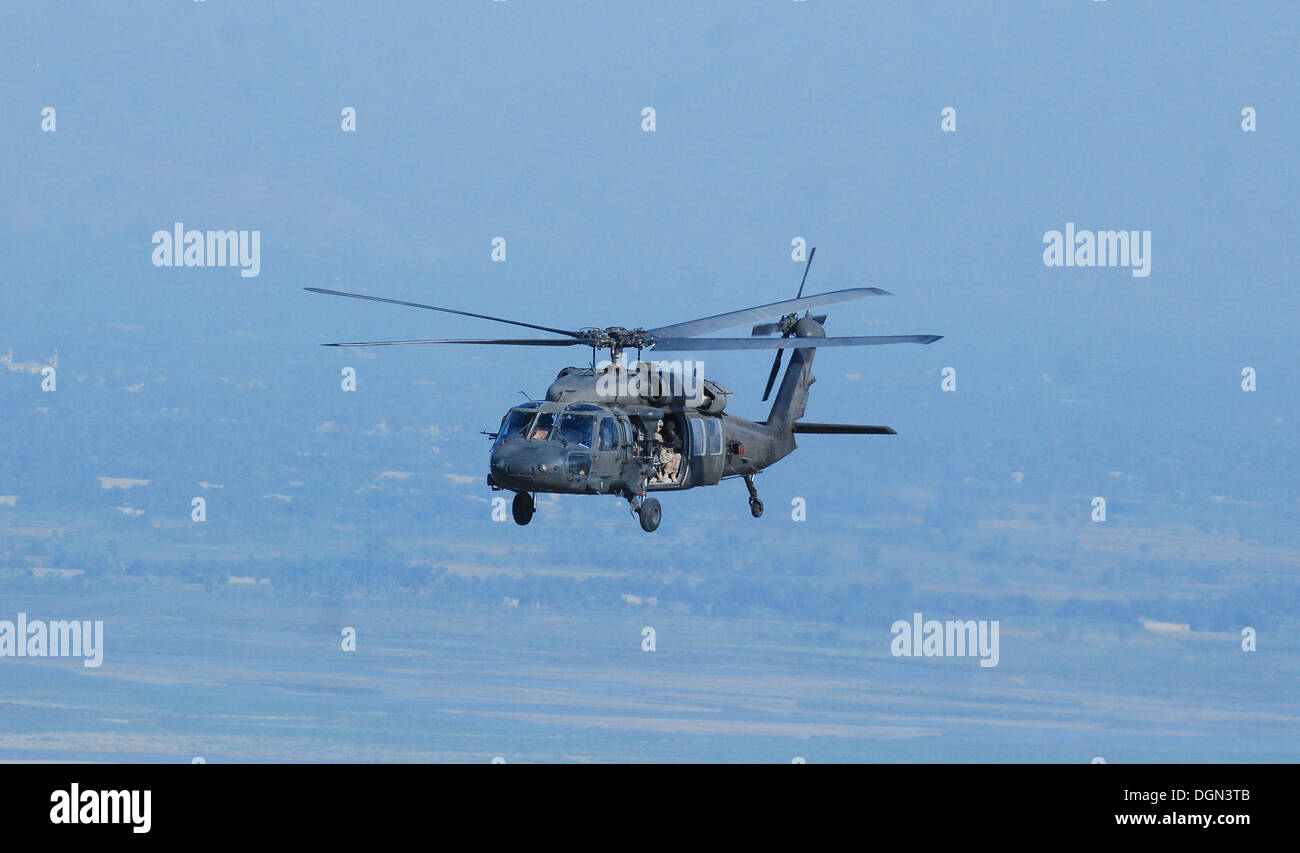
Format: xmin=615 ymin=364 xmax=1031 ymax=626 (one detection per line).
xmin=495 ymin=408 xmax=535 ymax=447
xmin=498 ymin=406 xmax=598 ymax=446
xmin=528 ymin=412 xmax=555 ymax=441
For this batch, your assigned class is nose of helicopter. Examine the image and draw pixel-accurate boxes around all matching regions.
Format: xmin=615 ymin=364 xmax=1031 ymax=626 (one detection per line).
xmin=489 ymin=441 xmax=569 ymax=491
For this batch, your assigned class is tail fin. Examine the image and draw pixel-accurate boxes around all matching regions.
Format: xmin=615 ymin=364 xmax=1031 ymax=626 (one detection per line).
xmin=765 ymin=339 xmax=818 ymax=435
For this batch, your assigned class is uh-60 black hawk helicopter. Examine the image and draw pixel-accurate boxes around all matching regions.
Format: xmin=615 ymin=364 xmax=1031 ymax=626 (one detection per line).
xmin=307 ymin=248 xmax=941 ymax=533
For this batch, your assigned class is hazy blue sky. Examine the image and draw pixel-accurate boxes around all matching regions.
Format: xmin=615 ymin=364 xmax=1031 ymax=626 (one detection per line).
xmin=1 ymin=1 xmax=1295 ymax=516
xmin=4 ymin=2 xmax=1296 ymax=512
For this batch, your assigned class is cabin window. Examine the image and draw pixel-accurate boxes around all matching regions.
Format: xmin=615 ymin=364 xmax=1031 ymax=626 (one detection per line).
xmin=598 ymin=418 xmax=619 ymax=451
xmin=705 ymin=418 xmax=723 ymax=455
xmin=689 ymin=418 xmax=706 ymax=457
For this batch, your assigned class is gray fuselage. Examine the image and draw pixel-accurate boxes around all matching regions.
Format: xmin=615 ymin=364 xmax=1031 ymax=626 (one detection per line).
xmin=487 ymin=318 xmax=823 ymax=498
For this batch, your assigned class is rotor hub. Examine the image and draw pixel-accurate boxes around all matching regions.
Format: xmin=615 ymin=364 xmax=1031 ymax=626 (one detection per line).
xmin=576 ymin=326 xmax=656 ymax=360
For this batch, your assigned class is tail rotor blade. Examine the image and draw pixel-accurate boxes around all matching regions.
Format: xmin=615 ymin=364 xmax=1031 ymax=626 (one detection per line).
xmin=753 ymin=314 xmax=827 ymax=337
xmin=761 ymin=349 xmax=785 ymax=401
xmin=795 ymin=246 xmax=816 ymax=299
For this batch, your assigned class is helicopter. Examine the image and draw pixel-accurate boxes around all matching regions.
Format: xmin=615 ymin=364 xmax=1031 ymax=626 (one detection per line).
xmin=306 ymin=248 xmax=941 ymax=532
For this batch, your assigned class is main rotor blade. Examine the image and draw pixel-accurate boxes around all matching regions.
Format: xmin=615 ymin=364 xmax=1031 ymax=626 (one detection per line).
xmin=761 ymin=349 xmax=784 ymax=401
xmin=304 ymin=287 xmax=582 ymax=338
xmin=649 ymin=288 xmax=890 ymax=339
xmin=651 ymin=334 xmax=941 ymax=351
xmin=322 ymin=338 xmax=583 ymax=348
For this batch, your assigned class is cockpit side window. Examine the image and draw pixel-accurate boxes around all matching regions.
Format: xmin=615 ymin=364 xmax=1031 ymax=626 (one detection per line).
xmin=598 ymin=418 xmax=619 ymax=451
xmin=557 ymin=413 xmax=595 ymax=448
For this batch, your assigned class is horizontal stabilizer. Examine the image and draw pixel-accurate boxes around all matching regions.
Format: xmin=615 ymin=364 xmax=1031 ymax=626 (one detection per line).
xmin=793 ymin=422 xmax=897 ymax=435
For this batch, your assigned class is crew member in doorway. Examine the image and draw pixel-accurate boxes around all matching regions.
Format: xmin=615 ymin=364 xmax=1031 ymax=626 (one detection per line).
xmin=657 ymin=419 xmax=681 ymax=483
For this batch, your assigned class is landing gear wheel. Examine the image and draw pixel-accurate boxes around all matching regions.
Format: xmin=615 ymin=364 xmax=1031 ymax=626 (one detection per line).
xmin=638 ymin=498 xmax=662 ymax=533
xmin=743 ymin=474 xmax=763 ymax=519
xmin=512 ymin=492 xmax=535 ymax=526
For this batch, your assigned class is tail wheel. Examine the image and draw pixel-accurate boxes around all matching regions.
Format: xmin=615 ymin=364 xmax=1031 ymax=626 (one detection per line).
xmin=749 ymin=498 xmax=764 ymax=518
xmin=512 ymin=492 xmax=535 ymax=525
xmin=638 ymin=498 xmax=662 ymax=532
